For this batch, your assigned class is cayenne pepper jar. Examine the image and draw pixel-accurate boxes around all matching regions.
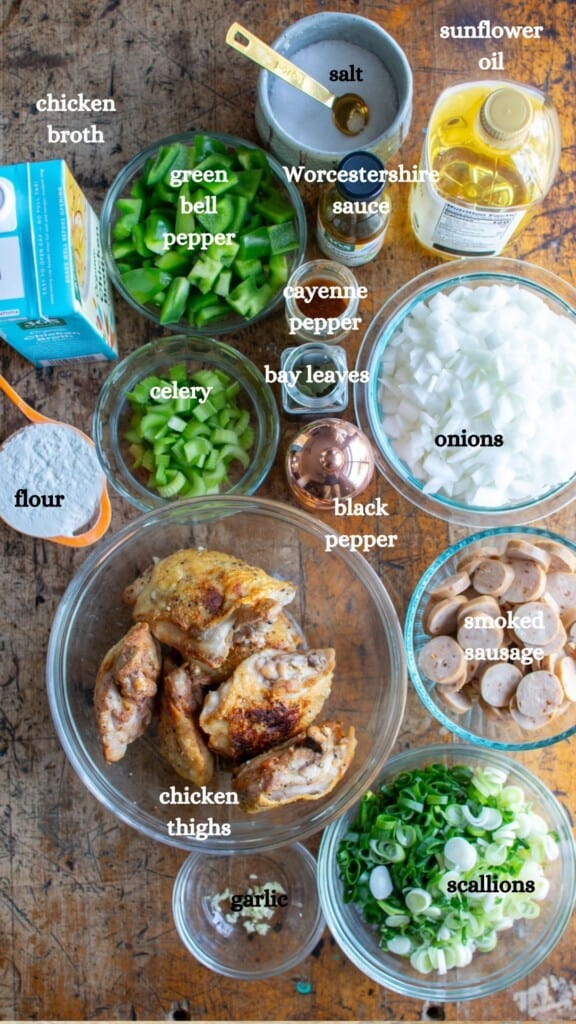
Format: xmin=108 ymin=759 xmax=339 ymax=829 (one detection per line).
xmin=316 ymin=150 xmax=391 ymax=267
xmin=284 ymin=259 xmax=361 ymax=344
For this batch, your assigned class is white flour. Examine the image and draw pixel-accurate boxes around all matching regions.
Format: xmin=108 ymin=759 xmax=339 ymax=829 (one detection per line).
xmin=0 ymin=423 xmax=104 ymax=538
xmin=269 ymin=40 xmax=398 ymax=152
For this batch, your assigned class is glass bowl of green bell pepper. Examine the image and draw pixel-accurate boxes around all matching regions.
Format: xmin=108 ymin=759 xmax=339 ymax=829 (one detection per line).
xmin=93 ymin=335 xmax=280 ymax=509
xmin=100 ymin=132 xmax=307 ymax=334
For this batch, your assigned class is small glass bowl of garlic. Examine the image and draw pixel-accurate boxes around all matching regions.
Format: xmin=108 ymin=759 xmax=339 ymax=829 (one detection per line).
xmin=172 ymin=843 xmax=324 ymax=978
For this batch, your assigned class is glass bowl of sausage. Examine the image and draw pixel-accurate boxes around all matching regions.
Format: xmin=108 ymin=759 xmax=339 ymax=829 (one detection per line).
xmin=405 ymin=527 xmax=576 ymax=750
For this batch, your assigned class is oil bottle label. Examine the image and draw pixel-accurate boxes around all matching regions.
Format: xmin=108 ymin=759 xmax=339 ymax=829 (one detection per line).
xmin=316 ymin=213 xmax=385 ymax=267
xmin=411 ymin=173 xmax=525 ymax=257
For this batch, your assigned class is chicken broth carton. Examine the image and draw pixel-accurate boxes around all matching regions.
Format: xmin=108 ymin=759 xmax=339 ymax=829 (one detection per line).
xmin=0 ymin=159 xmax=117 ymax=365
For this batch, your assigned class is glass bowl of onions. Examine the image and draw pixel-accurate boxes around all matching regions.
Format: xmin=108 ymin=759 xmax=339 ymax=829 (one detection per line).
xmin=354 ymin=258 xmax=576 ymax=527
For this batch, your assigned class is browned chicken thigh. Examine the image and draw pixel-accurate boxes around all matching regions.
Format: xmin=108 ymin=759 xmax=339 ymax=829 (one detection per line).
xmin=130 ymin=549 xmax=296 ymax=668
xmin=233 ymin=721 xmax=357 ymax=812
xmin=199 ymin=648 xmax=335 ymax=762
xmin=94 ymin=622 xmax=161 ymax=763
xmin=157 ymin=662 xmax=214 ymax=785
xmin=188 ymin=611 xmax=303 ymax=684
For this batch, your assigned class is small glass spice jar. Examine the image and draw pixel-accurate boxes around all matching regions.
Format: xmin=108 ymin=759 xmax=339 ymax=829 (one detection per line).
xmin=316 ymin=150 xmax=391 ymax=267
xmin=280 ymin=343 xmax=349 ymax=416
xmin=284 ymin=260 xmax=361 ymax=345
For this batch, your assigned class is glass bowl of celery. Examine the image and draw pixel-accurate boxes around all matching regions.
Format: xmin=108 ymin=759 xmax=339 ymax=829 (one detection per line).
xmin=317 ymin=743 xmax=576 ymax=1001
xmin=100 ymin=131 xmax=307 ymax=334
xmin=93 ymin=335 xmax=279 ymax=510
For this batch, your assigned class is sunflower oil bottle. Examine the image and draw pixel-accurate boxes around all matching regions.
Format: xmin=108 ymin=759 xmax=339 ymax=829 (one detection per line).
xmin=410 ymin=81 xmax=560 ymax=258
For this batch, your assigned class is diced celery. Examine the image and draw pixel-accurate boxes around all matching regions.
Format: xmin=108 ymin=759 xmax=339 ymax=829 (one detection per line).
xmin=209 ymin=391 xmax=227 ymax=414
xmin=157 ymin=470 xmax=187 ymax=497
xmin=169 ymin=363 xmax=188 ymax=383
xmin=191 ymin=399 xmax=217 ymax=421
xmin=167 ymin=414 xmax=188 ymax=433
xmin=212 ymin=427 xmax=241 ymax=445
xmin=218 ymin=443 xmax=250 ymax=468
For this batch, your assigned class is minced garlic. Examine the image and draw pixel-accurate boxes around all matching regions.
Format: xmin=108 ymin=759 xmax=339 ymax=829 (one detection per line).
xmin=210 ymin=881 xmax=287 ymax=936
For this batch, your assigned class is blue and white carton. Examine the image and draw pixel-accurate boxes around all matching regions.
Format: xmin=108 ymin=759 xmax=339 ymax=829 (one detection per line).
xmin=0 ymin=160 xmax=117 ymax=365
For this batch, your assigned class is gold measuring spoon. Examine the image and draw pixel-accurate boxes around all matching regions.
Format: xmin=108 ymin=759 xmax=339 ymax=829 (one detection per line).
xmin=226 ymin=22 xmax=370 ymax=137
xmin=0 ymin=374 xmax=111 ymax=547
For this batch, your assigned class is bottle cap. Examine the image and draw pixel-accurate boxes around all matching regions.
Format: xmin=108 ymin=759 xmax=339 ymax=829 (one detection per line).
xmin=336 ymin=151 xmax=386 ymax=201
xmin=480 ymin=88 xmax=532 ymax=145
xmin=286 ymin=418 xmax=374 ymax=510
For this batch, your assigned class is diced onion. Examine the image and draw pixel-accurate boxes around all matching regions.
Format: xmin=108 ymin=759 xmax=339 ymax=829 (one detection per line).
xmin=377 ymin=283 xmax=576 ymax=507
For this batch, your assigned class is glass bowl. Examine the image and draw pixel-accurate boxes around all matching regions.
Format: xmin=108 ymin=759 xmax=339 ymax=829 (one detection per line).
xmin=93 ymin=335 xmax=279 ymax=510
xmin=318 ymin=742 xmax=576 ymax=1001
xmin=172 ymin=843 xmax=324 ymax=978
xmin=47 ymin=496 xmax=406 ymax=852
xmin=100 ymin=131 xmax=307 ymax=334
xmin=355 ymin=258 xmax=576 ymax=527
xmin=405 ymin=527 xmax=576 ymax=751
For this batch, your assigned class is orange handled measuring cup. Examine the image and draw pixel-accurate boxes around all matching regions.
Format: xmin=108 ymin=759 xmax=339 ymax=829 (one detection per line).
xmin=0 ymin=374 xmax=111 ymax=547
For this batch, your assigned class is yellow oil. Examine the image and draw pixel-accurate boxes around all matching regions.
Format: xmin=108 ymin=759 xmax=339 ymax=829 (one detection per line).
xmin=410 ymin=81 xmax=560 ymax=258
xmin=428 ymin=84 xmax=549 ymax=207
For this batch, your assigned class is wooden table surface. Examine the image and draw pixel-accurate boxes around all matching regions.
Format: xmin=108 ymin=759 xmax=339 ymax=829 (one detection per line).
xmin=1 ymin=0 xmax=574 ymax=1019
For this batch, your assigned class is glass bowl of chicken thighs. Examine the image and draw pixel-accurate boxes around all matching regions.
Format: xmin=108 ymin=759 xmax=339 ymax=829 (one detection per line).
xmin=47 ymin=496 xmax=406 ymax=851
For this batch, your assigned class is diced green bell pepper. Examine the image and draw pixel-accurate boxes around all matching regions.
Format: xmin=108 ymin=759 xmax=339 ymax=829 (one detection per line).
xmin=238 ymin=226 xmax=271 ymax=260
xmin=160 ymin=277 xmax=190 ymax=324
xmin=226 ymin=278 xmax=274 ymax=318
xmin=112 ymin=238 xmax=137 ymax=259
xmin=268 ymin=219 xmax=299 ymax=254
xmin=214 ymin=269 xmax=232 ymax=297
xmin=234 ymin=257 xmax=263 ymax=279
xmin=268 ymin=253 xmax=290 ymax=287
xmin=113 ymin=198 xmax=143 ymax=240
xmin=254 ymin=192 xmax=294 ymax=224
xmin=131 ymin=222 xmax=150 ymax=257
xmin=194 ymin=134 xmax=229 ymax=161
xmin=154 ymin=249 xmax=191 ymax=273
xmin=146 ymin=142 xmax=188 ymax=186
xmin=175 ymin=184 xmax=196 ymax=234
xmin=236 ymin=147 xmax=271 ymax=182
xmin=194 ymin=301 xmax=230 ymax=326
xmin=195 ymin=193 xmax=236 ymax=234
xmin=204 ymin=240 xmax=239 ymax=266
xmin=229 ymin=194 xmax=249 ymax=234
xmin=233 ymin=170 xmax=263 ymax=201
xmin=121 ymin=268 xmax=172 ymax=303
xmin=144 ymin=212 xmax=172 ymax=254
xmin=187 ymin=255 xmax=222 ymax=294
xmin=197 ymin=160 xmax=239 ymax=195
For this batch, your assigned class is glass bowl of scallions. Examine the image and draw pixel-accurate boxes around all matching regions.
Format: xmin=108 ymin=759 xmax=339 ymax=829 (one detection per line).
xmin=94 ymin=335 xmax=279 ymax=509
xmin=317 ymin=743 xmax=576 ymax=1001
